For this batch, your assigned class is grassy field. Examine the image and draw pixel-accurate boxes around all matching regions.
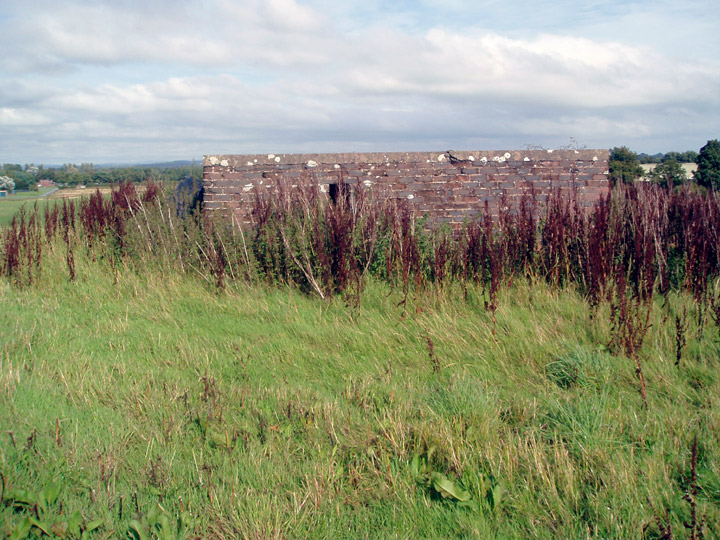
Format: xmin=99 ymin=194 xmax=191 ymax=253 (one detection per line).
xmin=1 ymin=256 xmax=719 ymax=538
xmin=641 ymin=163 xmax=698 ymax=178
xmin=1 ymin=182 xmax=719 ymax=538
xmin=0 ymin=186 xmax=118 ymax=227
xmin=0 ymin=188 xmax=57 ymax=226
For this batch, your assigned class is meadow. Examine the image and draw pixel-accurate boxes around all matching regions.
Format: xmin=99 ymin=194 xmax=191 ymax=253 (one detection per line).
xmin=1 ymin=180 xmax=719 ymax=538
xmin=0 ymin=186 xmax=118 ymax=227
xmin=0 ymin=188 xmax=58 ymax=227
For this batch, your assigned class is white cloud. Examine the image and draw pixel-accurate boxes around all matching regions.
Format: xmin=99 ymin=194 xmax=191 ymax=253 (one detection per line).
xmin=0 ymin=0 xmax=718 ymax=162
xmin=342 ymin=29 xmax=719 ymax=108
xmin=0 ymin=108 xmax=51 ymax=127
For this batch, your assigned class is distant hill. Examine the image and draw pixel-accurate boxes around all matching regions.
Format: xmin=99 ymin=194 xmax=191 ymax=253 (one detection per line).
xmin=134 ymin=160 xmax=196 ymax=169
xmin=94 ymin=160 xmax=196 ymax=169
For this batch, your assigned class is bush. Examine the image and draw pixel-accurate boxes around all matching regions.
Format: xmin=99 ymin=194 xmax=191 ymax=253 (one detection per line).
xmin=695 ymin=139 xmax=720 ymax=190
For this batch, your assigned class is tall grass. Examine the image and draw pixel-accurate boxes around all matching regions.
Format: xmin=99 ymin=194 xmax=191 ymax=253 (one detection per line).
xmin=1 ymin=177 xmax=719 ymax=538
xmin=3 ymin=178 xmax=719 ymax=311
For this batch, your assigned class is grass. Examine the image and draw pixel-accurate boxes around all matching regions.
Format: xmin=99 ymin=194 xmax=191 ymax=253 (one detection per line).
xmin=1 ymin=181 xmax=719 ymax=538
xmin=1 ymin=248 xmax=719 ymax=538
xmin=0 ymin=186 xmax=119 ymax=227
xmin=0 ymin=188 xmax=57 ymax=227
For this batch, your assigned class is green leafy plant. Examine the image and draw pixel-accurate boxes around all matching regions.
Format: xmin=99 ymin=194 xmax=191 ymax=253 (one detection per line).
xmin=127 ymin=503 xmax=195 ymax=540
xmin=410 ymin=449 xmax=503 ymax=513
xmin=2 ymin=479 xmax=103 ymax=539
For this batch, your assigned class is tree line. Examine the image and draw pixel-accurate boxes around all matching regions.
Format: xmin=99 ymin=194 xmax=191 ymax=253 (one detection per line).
xmin=0 ymin=162 xmax=202 ymax=191
xmin=4 ymin=143 xmax=719 ymax=194
xmin=637 ymin=150 xmax=698 ymax=164
xmin=610 ymin=139 xmax=720 ymax=189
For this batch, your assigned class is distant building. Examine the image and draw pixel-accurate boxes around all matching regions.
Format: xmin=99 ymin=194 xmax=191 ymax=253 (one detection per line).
xmin=38 ymin=179 xmax=56 ymax=187
xmin=0 ymin=190 xmax=7 ymax=197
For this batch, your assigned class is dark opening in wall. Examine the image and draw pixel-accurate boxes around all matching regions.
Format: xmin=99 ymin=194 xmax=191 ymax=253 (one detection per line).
xmin=328 ymin=183 xmax=351 ymax=206
xmin=329 ymin=183 xmax=339 ymax=204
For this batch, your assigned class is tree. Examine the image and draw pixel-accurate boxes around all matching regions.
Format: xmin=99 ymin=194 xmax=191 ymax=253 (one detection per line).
xmin=3 ymin=169 xmax=37 ymax=191
xmin=609 ymin=146 xmax=643 ymax=185
xmin=647 ymin=159 xmax=686 ymax=188
xmin=694 ymin=139 xmax=720 ymax=190
xmin=0 ymin=175 xmax=15 ymax=191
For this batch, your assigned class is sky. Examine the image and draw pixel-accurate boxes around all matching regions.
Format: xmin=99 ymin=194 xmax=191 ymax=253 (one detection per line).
xmin=1 ymin=0 xmax=718 ymax=165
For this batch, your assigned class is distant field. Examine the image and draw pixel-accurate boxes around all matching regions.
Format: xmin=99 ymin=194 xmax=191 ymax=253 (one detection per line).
xmin=47 ymin=185 xmax=113 ymax=199
xmin=0 ymin=185 xmax=121 ymax=227
xmin=0 ymin=187 xmax=57 ymax=226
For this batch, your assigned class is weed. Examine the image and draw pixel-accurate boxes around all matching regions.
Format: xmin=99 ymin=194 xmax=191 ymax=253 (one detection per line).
xmin=147 ymin=456 xmax=168 ymax=492
xmin=2 ymin=479 xmax=103 ymax=539
xmin=127 ymin=503 xmax=195 ymax=540
xmin=609 ymin=274 xmax=652 ymax=407
xmin=682 ymin=435 xmax=706 ymax=540
xmin=675 ymin=307 xmax=688 ymax=366
xmin=424 ymin=331 xmax=439 ymax=374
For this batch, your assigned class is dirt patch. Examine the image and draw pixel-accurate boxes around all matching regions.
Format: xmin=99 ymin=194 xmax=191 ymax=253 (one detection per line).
xmin=47 ymin=186 xmax=146 ymax=200
xmin=47 ymin=187 xmax=111 ymax=200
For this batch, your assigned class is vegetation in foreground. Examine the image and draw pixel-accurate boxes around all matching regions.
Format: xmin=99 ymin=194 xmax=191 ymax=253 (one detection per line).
xmin=2 ymin=267 xmax=719 ymax=538
xmin=1 ymin=180 xmax=719 ymax=538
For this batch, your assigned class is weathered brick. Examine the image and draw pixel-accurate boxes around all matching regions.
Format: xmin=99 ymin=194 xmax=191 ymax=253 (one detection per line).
xmin=203 ymin=150 xmax=609 ymax=225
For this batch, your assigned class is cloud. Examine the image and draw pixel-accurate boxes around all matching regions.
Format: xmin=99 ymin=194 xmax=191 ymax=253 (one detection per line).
xmin=0 ymin=107 xmax=51 ymax=127
xmin=341 ymin=29 xmax=720 ymax=108
xmin=0 ymin=0 xmax=338 ymax=73
xmin=0 ymin=0 xmax=718 ymax=162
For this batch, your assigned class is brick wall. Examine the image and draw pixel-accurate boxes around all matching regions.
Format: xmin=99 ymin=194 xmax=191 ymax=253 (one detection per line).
xmin=203 ymin=149 xmax=609 ymax=227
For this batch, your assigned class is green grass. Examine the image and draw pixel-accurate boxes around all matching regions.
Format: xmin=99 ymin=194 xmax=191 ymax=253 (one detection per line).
xmin=0 ymin=187 xmax=57 ymax=226
xmin=1 ymin=250 xmax=719 ymax=538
